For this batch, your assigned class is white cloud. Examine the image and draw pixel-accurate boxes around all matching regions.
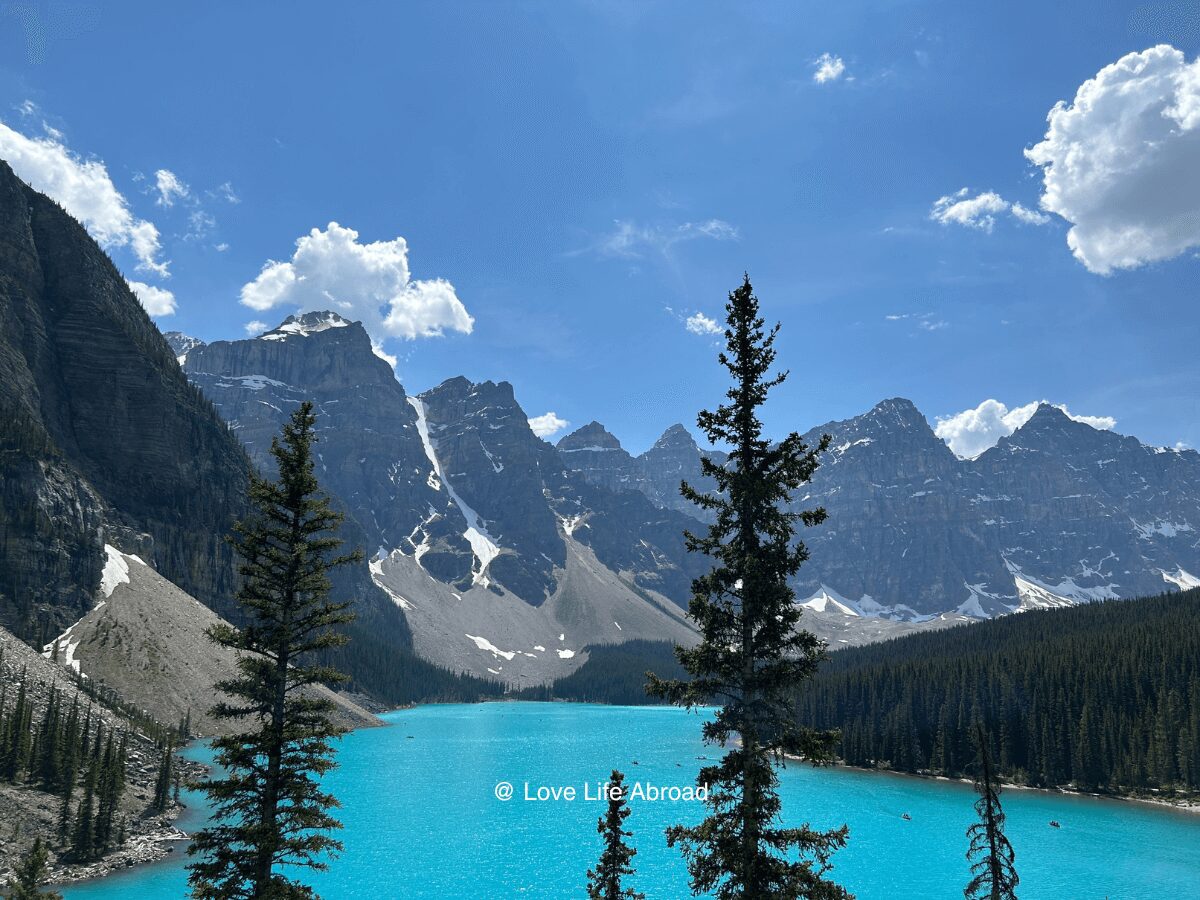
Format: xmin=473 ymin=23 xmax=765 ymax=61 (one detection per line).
xmin=930 ymin=188 xmax=1049 ymax=232
xmin=685 ymin=312 xmax=722 ymax=335
xmin=1025 ymin=44 xmax=1200 ymax=274
xmin=528 ymin=412 xmax=569 ymax=438
xmin=126 ymin=280 xmax=176 ymax=317
xmin=0 ymin=118 xmax=168 ymax=276
xmin=885 ymin=312 xmax=948 ymax=331
xmin=153 ymin=168 xmax=189 ymax=207
xmin=240 ymin=222 xmax=472 ymax=343
xmin=935 ymin=399 xmax=1116 ymax=458
xmin=216 ymin=181 xmax=240 ymax=204
xmin=243 ymin=320 xmax=268 ymax=336
xmin=813 ymin=53 xmax=846 ymax=84
xmin=593 ymin=218 xmax=738 ymax=259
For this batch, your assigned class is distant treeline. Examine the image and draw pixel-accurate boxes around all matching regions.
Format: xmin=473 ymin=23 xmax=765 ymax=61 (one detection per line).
xmin=794 ymin=588 xmax=1200 ymax=796
xmin=320 ymin=634 xmax=505 ymax=704
xmin=520 ymin=640 xmax=686 ymax=705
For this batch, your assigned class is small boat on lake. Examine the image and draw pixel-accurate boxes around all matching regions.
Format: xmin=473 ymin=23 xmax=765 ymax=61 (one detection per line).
xmin=901 ymin=813 xmax=911 ymax=821
xmin=1049 ymin=820 xmax=1061 ymax=828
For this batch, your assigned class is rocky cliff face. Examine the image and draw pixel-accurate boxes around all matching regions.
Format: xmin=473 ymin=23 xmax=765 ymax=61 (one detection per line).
xmin=789 ymin=399 xmax=1200 ymax=617
xmin=557 ymin=396 xmax=1200 ymax=619
xmin=182 ymin=312 xmax=464 ymax=563
xmin=175 ymin=317 xmax=714 ymax=678
xmin=0 ymin=160 xmax=252 ymax=638
xmin=557 ymin=421 xmax=727 ymax=522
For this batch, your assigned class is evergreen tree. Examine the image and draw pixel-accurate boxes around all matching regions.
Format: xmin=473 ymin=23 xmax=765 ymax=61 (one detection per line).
xmin=586 ymin=770 xmax=644 ymax=900
xmin=965 ymin=724 xmax=1019 ymax=900
xmin=187 ymin=402 xmax=360 ymax=900
xmin=648 ymin=276 xmax=849 ymax=899
xmin=6 ymin=838 xmax=62 ymax=900
xmin=153 ymin=738 xmax=174 ymax=813
xmin=70 ymin=759 xmax=97 ymax=861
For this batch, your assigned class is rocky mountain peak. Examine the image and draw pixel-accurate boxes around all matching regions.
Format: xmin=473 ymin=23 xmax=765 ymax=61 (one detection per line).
xmin=863 ymin=397 xmax=928 ymax=431
xmin=163 ymin=331 xmax=206 ymax=364
xmin=259 ymin=310 xmax=356 ymax=340
xmin=652 ymin=424 xmax=699 ymax=451
xmin=557 ymin=421 xmax=624 ymax=452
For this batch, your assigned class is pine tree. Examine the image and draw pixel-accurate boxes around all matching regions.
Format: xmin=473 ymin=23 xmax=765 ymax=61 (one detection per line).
xmin=5 ymin=837 xmax=62 ymax=900
xmin=648 ymin=276 xmax=849 ymax=900
xmin=965 ymin=723 xmax=1019 ymax=900
xmin=71 ymin=759 xmax=97 ymax=861
xmin=586 ymin=770 xmax=644 ymax=900
xmin=187 ymin=402 xmax=360 ymax=900
xmin=153 ymin=738 xmax=174 ymax=813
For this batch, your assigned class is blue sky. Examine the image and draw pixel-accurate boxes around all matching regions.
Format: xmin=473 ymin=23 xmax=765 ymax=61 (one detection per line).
xmin=1 ymin=1 xmax=1198 ymax=454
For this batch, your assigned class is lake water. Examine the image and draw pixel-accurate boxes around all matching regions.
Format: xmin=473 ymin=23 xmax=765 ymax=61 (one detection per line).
xmin=63 ymin=702 xmax=1200 ymax=899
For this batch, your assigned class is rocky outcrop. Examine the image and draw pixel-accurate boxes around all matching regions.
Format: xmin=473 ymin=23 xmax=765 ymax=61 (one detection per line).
xmin=0 ymin=159 xmax=252 ymax=638
xmin=44 ymin=545 xmax=381 ymax=736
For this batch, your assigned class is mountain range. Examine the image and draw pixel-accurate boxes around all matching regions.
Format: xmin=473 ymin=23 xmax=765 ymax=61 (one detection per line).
xmin=3 ymin=155 xmax=1198 ymax=696
xmin=164 ymin=308 xmax=1200 ymax=679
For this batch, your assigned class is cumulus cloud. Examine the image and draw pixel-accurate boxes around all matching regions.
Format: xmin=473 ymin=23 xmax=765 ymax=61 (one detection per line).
xmin=126 ymin=280 xmax=176 ymax=316
xmin=153 ymin=169 xmax=189 ymax=207
xmin=813 ymin=53 xmax=847 ymax=84
xmin=528 ymin=412 xmax=569 ymax=438
xmin=240 ymin=222 xmax=473 ymax=344
xmin=592 ymin=218 xmax=738 ymax=259
xmin=935 ymin=399 xmax=1116 ymax=458
xmin=0 ymin=118 xmax=168 ymax=276
xmin=930 ymin=188 xmax=1049 ymax=232
xmin=685 ymin=312 xmax=723 ymax=335
xmin=1025 ymin=44 xmax=1200 ymax=274
xmin=243 ymin=320 xmax=268 ymax=336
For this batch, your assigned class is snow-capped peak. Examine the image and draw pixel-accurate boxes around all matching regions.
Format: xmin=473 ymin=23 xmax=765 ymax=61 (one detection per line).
xmin=259 ymin=311 xmax=354 ymax=341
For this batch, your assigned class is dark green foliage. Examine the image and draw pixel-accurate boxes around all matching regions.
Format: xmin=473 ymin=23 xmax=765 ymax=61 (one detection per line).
xmin=317 ymin=631 xmax=504 ymax=705
xmin=0 ymin=656 xmax=127 ymax=861
xmin=586 ymin=770 xmax=644 ymax=900
xmin=647 ymin=276 xmax=849 ymax=899
xmin=5 ymin=837 xmax=62 ymax=900
xmin=965 ymin=724 xmax=1018 ymax=900
xmin=188 ymin=402 xmax=359 ymax=900
xmin=153 ymin=738 xmax=175 ymax=813
xmin=793 ymin=588 xmax=1200 ymax=796
xmin=520 ymin=641 xmax=686 ymax=705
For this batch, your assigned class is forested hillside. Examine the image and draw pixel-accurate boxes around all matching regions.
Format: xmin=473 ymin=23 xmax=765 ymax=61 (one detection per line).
xmin=794 ymin=588 xmax=1200 ymax=796
xmin=520 ymin=641 xmax=685 ymax=705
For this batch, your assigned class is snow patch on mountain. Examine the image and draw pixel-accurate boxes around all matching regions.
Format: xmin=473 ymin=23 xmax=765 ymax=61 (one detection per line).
xmin=259 ymin=311 xmax=352 ymax=341
xmin=800 ymin=585 xmax=862 ymax=616
xmin=369 ymin=556 xmax=414 ymax=609
xmin=213 ymin=374 xmax=290 ymax=392
xmin=1162 ymin=567 xmax=1200 ymax=590
xmin=1005 ymin=560 xmax=1120 ymax=607
xmin=1132 ymin=519 xmax=1194 ymax=540
xmin=465 ymin=634 xmax=517 ymax=661
xmin=408 ymin=396 xmax=501 ymax=585
xmin=99 ymin=544 xmax=145 ymax=598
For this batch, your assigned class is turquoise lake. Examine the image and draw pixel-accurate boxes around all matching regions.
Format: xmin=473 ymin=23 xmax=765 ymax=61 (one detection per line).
xmin=62 ymin=702 xmax=1200 ymax=899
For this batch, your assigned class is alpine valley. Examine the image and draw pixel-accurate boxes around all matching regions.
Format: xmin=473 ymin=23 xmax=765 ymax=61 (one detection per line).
xmin=160 ymin=309 xmax=1200 ymax=680
xmin=3 ymin=157 xmax=1200 ymax=879
xmin=5 ymin=152 xmax=1200 ymax=694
